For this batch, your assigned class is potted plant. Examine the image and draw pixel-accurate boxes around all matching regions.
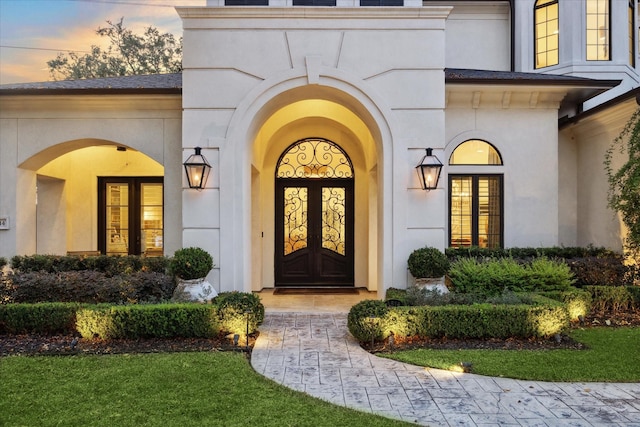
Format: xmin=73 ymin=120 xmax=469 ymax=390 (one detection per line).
xmin=407 ymin=246 xmax=450 ymax=293
xmin=170 ymin=247 xmax=217 ymax=302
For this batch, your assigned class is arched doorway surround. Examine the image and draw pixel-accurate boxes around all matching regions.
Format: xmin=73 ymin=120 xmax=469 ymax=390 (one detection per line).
xmin=219 ymin=75 xmax=396 ymax=293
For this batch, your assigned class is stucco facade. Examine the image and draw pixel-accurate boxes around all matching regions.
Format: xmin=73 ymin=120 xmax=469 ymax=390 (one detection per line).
xmin=1 ymin=1 xmax=638 ymax=298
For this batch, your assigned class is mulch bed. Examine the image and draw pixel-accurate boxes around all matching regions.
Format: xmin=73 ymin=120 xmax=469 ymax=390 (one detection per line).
xmin=0 ymin=333 xmax=257 ymax=357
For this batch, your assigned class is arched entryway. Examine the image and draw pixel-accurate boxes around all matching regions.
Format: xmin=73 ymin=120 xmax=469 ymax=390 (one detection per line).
xmin=247 ymin=96 xmax=387 ymax=293
xmin=274 ymin=138 xmax=354 ymax=287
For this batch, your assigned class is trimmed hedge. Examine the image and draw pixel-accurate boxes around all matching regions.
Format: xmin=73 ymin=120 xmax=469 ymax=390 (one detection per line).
xmin=0 ymin=302 xmax=79 ymax=334
xmin=538 ymin=289 xmax=592 ymax=321
xmin=3 ymin=271 xmax=175 ymax=304
xmin=445 ymin=246 xmax=617 ymax=260
xmin=0 ymin=292 xmax=266 ymax=339
xmin=10 ymin=254 xmax=170 ymax=275
xmin=348 ymin=297 xmax=569 ymax=342
xmin=76 ymin=304 xmax=219 ymax=339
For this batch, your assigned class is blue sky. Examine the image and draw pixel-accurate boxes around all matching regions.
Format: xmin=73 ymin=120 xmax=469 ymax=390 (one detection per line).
xmin=0 ymin=0 xmax=204 ymax=84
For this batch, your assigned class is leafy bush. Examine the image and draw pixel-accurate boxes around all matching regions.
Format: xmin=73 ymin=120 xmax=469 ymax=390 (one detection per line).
xmin=170 ymin=247 xmax=214 ymax=280
xmin=347 ymin=300 xmax=389 ymax=342
xmin=445 ymin=246 xmax=638 ymax=288
xmin=212 ymin=291 xmax=264 ymax=336
xmin=10 ymin=254 xmax=170 ymax=275
xmin=76 ymin=304 xmax=218 ymax=340
xmin=587 ymin=286 xmax=634 ymax=314
xmin=348 ymin=297 xmax=569 ymax=342
xmin=628 ymin=286 xmax=640 ymax=309
xmin=448 ymin=257 xmax=574 ymax=296
xmin=0 ymin=257 xmax=7 ymax=269
xmin=567 ymin=257 xmax=635 ymax=287
xmin=4 ymin=271 xmax=175 ymax=304
xmin=407 ymin=246 xmax=450 ymax=278
xmin=0 ymin=303 xmax=79 ymax=334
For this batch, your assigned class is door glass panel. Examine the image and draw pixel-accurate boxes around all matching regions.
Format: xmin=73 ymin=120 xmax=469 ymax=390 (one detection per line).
xmin=141 ymin=183 xmax=163 ymax=257
xmin=106 ymin=183 xmax=129 ymax=255
xmin=284 ymin=187 xmax=308 ymax=256
xmin=450 ymin=177 xmax=473 ymax=247
xmin=322 ymin=187 xmax=346 ymax=255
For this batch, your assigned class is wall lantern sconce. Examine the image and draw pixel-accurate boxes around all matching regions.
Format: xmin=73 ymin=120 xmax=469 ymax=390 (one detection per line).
xmin=415 ymin=148 xmax=443 ymax=191
xmin=183 ymin=147 xmax=211 ymax=190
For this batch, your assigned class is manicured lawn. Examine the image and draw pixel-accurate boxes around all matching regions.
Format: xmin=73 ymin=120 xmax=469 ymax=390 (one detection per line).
xmin=0 ymin=352 xmax=411 ymax=427
xmin=383 ymin=327 xmax=640 ymax=382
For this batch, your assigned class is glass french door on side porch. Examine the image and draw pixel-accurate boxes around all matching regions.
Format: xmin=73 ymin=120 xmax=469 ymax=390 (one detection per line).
xmin=98 ymin=177 xmax=164 ymax=256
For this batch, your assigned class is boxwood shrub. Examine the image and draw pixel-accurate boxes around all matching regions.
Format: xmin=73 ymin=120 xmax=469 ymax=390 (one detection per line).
xmin=212 ymin=291 xmax=265 ymax=337
xmin=347 ymin=300 xmax=389 ymax=342
xmin=0 ymin=302 xmax=79 ymax=334
xmin=348 ymin=297 xmax=569 ymax=343
xmin=539 ymin=289 xmax=592 ymax=321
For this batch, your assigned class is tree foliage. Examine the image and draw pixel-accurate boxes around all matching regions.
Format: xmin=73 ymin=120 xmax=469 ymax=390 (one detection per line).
xmin=47 ymin=18 xmax=182 ymax=80
xmin=604 ymin=107 xmax=640 ymax=261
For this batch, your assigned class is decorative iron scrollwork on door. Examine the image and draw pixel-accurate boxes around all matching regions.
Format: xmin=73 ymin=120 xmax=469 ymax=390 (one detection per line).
xmin=276 ymin=138 xmax=354 ymax=179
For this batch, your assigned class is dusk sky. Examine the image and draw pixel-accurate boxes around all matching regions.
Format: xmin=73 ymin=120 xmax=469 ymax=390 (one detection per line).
xmin=0 ymin=0 xmax=205 ymax=84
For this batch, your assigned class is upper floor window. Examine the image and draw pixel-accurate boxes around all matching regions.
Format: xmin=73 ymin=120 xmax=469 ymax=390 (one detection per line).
xmin=587 ymin=0 xmax=610 ymax=61
xmin=225 ymin=0 xmax=268 ymax=4
xmin=535 ymin=0 xmax=559 ymax=69
xmin=360 ymin=0 xmax=403 ymax=5
xmin=449 ymin=140 xmax=502 ymax=165
xmin=293 ymin=0 xmax=337 ymax=5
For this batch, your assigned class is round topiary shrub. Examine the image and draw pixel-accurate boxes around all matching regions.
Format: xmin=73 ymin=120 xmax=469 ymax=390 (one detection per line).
xmin=169 ymin=247 xmax=214 ymax=280
xmin=347 ymin=299 xmax=389 ymax=342
xmin=212 ymin=291 xmax=265 ymax=336
xmin=407 ymin=246 xmax=450 ymax=278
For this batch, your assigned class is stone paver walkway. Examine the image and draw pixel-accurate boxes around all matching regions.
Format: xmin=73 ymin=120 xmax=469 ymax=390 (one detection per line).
xmin=251 ymin=312 xmax=640 ymax=427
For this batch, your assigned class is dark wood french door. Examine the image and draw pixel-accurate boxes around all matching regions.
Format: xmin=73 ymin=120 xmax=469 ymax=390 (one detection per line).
xmin=98 ymin=177 xmax=164 ymax=256
xmin=275 ymin=178 xmax=354 ymax=287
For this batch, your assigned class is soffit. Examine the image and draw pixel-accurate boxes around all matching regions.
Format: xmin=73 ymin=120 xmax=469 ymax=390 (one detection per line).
xmin=0 ymin=94 xmax=182 ymax=116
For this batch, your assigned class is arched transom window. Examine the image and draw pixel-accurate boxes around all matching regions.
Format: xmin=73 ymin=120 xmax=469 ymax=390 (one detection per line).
xmin=276 ymin=137 xmax=354 ymax=179
xmin=449 ymin=140 xmax=504 ymax=249
xmin=449 ymin=140 xmax=503 ymax=165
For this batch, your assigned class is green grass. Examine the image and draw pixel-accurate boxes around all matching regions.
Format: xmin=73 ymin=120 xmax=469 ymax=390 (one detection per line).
xmin=383 ymin=327 xmax=640 ymax=382
xmin=0 ymin=352 xmax=411 ymax=427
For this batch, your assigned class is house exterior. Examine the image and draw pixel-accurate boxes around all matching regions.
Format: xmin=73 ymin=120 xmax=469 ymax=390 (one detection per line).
xmin=1 ymin=0 xmax=638 ymax=298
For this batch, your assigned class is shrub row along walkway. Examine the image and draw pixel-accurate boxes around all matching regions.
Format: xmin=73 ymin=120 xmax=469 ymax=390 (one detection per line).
xmin=251 ymin=312 xmax=640 ymax=427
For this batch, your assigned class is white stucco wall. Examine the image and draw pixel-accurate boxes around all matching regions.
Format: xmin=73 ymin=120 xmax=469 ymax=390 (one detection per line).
xmin=560 ymin=98 xmax=639 ymax=252
xmin=433 ymin=0 xmax=511 ymax=71
xmin=445 ymin=84 xmax=568 ymax=249
xmin=179 ymin=6 xmax=451 ymax=293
